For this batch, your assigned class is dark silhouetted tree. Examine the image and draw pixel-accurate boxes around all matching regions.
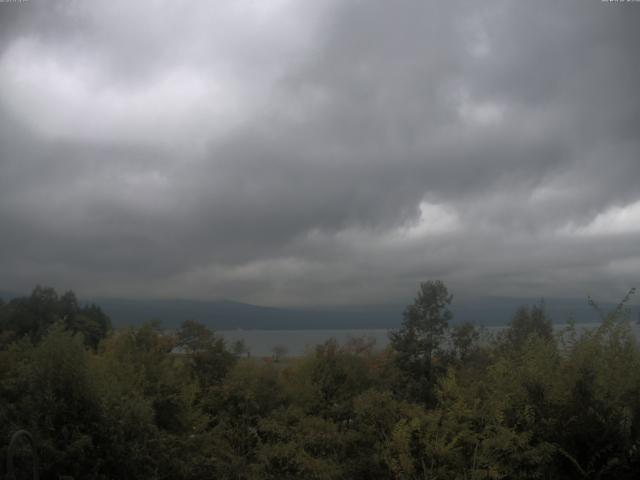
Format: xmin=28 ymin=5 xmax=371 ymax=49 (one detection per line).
xmin=504 ymin=302 xmax=553 ymax=351
xmin=176 ymin=319 xmax=235 ymax=388
xmin=390 ymin=280 xmax=453 ymax=404
xmin=451 ymin=321 xmax=480 ymax=362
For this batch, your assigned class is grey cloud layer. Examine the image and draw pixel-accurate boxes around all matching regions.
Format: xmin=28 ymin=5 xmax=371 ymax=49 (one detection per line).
xmin=0 ymin=0 xmax=639 ymax=306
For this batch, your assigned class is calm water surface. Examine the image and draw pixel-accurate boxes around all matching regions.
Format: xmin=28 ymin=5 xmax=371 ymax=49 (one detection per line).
xmin=219 ymin=322 xmax=639 ymax=358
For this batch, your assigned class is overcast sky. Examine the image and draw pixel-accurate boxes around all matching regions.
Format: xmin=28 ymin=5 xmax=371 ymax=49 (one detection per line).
xmin=0 ymin=0 xmax=639 ymax=306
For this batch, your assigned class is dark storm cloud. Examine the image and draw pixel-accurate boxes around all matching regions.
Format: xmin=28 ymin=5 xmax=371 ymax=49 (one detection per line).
xmin=0 ymin=0 xmax=639 ymax=305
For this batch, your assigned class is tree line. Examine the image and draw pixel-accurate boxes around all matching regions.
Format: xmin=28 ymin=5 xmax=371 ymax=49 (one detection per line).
xmin=0 ymin=282 xmax=639 ymax=479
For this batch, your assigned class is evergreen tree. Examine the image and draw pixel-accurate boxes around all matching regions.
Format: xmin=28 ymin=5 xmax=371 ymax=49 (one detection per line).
xmin=389 ymin=280 xmax=453 ymax=404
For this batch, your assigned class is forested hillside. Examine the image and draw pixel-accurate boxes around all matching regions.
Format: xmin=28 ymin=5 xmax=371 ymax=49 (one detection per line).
xmin=1 ymin=283 xmax=639 ymax=479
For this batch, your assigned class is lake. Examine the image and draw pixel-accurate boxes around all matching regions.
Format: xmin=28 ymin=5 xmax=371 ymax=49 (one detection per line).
xmin=219 ymin=322 xmax=639 ymax=358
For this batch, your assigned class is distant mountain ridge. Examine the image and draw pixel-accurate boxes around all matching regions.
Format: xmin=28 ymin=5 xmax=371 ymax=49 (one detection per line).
xmin=2 ymin=290 xmax=637 ymax=330
xmin=86 ymin=298 xmax=403 ymax=330
xmin=87 ymin=296 xmax=640 ymax=330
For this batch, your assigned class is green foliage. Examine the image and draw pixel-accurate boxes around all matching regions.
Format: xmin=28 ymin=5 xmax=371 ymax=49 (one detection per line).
xmin=501 ymin=302 xmax=553 ymax=352
xmin=389 ymin=279 xmax=453 ymax=404
xmin=451 ymin=321 xmax=481 ymax=362
xmin=1 ymin=283 xmax=640 ymax=479
xmin=176 ymin=319 xmax=237 ymax=389
xmin=0 ymin=325 xmax=104 ymax=479
xmin=0 ymin=286 xmax=111 ymax=349
xmin=253 ymin=408 xmax=345 ymax=479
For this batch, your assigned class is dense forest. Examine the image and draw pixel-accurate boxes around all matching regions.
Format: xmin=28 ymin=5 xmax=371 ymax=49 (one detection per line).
xmin=1 ymin=282 xmax=639 ymax=479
